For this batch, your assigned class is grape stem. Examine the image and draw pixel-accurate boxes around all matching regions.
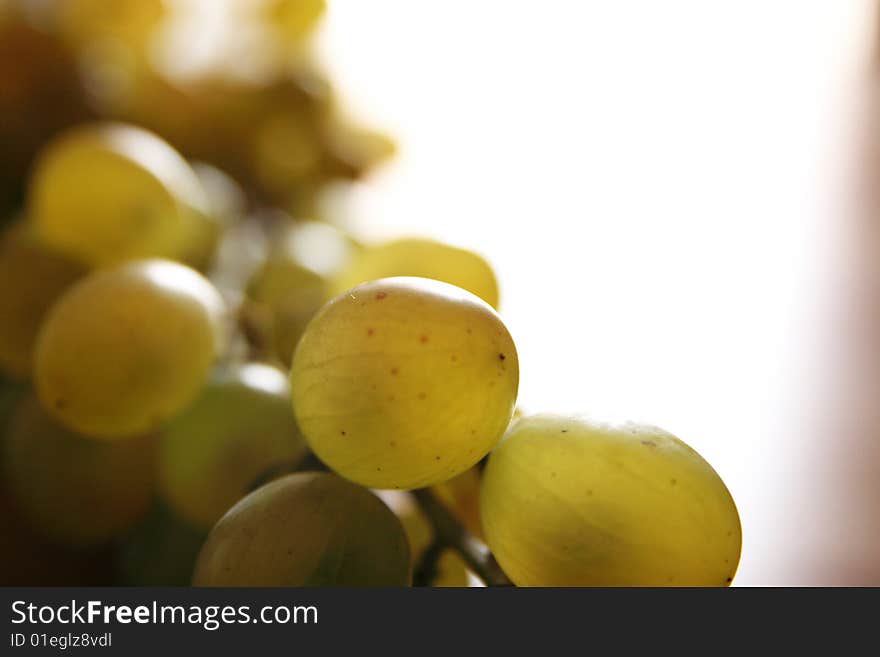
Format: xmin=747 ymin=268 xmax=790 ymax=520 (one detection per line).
xmin=410 ymin=487 xmax=512 ymax=587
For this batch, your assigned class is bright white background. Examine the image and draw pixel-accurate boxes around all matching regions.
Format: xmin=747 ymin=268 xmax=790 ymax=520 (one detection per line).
xmin=316 ymin=1 xmax=876 ymax=584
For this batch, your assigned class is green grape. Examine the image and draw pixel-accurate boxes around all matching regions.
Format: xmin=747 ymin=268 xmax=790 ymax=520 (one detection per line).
xmin=245 ymin=220 xmax=357 ymax=364
xmin=2 ymin=394 xmax=156 ymax=547
xmin=35 ymin=259 xmax=226 ymax=439
xmin=0 ymin=222 xmax=86 ymax=378
xmin=481 ymin=415 xmax=743 ymax=586
xmin=0 ymin=492 xmax=115 ymax=585
xmin=291 ymin=277 xmax=518 ymax=489
xmin=193 ymin=472 xmax=410 ymax=586
xmin=29 ymin=122 xmax=212 ymax=267
xmin=117 ymin=501 xmax=208 ymax=586
xmin=158 ymin=362 xmax=308 ymax=530
xmin=329 ymin=238 xmax=500 ymax=310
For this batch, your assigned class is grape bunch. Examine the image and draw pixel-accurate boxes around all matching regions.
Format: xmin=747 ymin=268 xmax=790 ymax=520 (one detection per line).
xmin=0 ymin=0 xmax=741 ymax=587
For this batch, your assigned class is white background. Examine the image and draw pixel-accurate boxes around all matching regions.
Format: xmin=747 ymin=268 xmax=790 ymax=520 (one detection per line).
xmin=316 ymin=1 xmax=876 ymax=584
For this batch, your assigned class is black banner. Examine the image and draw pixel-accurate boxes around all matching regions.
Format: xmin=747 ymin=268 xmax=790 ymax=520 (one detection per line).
xmin=0 ymin=587 xmax=873 ymax=654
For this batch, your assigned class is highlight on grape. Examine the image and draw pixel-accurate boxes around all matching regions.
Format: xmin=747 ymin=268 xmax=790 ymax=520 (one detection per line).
xmin=0 ymin=0 xmax=741 ymax=588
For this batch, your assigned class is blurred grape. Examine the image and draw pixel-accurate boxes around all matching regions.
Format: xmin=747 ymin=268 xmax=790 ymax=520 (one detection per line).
xmin=158 ymin=362 xmax=307 ymax=530
xmin=2 ymin=394 xmax=156 ymax=547
xmin=29 ymin=122 xmax=213 ymax=267
xmin=193 ymin=472 xmax=411 ymax=586
xmin=0 ymin=221 xmax=87 ymax=378
xmin=330 ymin=238 xmax=500 ymax=310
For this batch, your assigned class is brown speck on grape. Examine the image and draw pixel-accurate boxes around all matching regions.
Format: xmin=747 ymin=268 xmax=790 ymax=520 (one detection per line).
xmin=340 ymin=430 xmax=346 ymax=436
xmin=375 ymin=292 xmax=387 ymax=300
xmin=641 ymin=440 xmax=657 ymax=448
xmin=561 ymin=429 xmax=568 ymax=433
xmin=418 ymin=392 xmax=427 ymax=400
xmin=390 ymin=367 xmax=399 ymax=375
xmin=498 ymin=353 xmax=506 ymax=361
xmin=466 ymin=328 xmax=472 ymax=334
xmin=587 ymin=489 xmax=593 ymax=496
xmin=670 ymin=478 xmax=677 ymax=486
xmin=451 ymin=354 xmax=458 ymax=362
xmin=726 ymin=577 xmax=732 ymax=583
xmin=435 ymin=456 xmax=441 ymax=461
xmin=419 ymin=334 xmax=429 ymax=344
xmin=366 ymin=328 xmax=375 ymax=337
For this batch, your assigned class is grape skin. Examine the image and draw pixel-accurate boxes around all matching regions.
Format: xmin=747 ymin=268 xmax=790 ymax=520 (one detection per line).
xmin=158 ymin=363 xmax=307 ymax=530
xmin=329 ymin=238 xmax=500 ymax=310
xmin=291 ymin=277 xmax=518 ymax=490
xmin=29 ymin=122 xmax=211 ymax=267
xmin=481 ymin=415 xmax=742 ymax=586
xmin=193 ymin=472 xmax=411 ymax=586
xmin=35 ymin=259 xmax=226 ymax=439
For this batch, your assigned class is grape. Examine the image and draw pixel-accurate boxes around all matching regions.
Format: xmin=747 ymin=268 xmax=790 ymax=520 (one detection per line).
xmin=29 ymin=122 xmax=212 ymax=267
xmin=1 ymin=394 xmax=156 ymax=547
xmin=158 ymin=362 xmax=307 ymax=530
xmin=117 ymin=502 xmax=208 ymax=586
xmin=54 ymin=0 xmax=167 ymax=56
xmin=245 ymin=220 xmax=358 ymax=364
xmin=182 ymin=162 xmax=245 ymax=270
xmin=379 ymin=490 xmax=470 ymax=587
xmin=329 ymin=238 xmax=500 ymax=310
xmin=0 ymin=223 xmax=86 ymax=378
xmin=434 ymin=466 xmax=483 ymax=538
xmin=480 ymin=415 xmax=742 ymax=586
xmin=0 ymin=14 xmax=92 ymax=215
xmin=193 ymin=472 xmax=410 ymax=586
xmin=290 ymin=277 xmax=518 ymax=489
xmin=35 ymin=259 xmax=226 ymax=439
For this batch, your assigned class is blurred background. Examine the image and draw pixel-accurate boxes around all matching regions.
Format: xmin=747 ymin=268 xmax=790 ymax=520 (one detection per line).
xmin=2 ymin=0 xmax=879 ymax=585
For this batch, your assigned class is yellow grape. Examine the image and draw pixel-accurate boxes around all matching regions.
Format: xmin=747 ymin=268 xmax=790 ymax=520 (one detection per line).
xmin=1 ymin=395 xmax=156 ymax=547
xmin=158 ymin=363 xmax=307 ymax=530
xmin=29 ymin=122 xmax=212 ymax=267
xmin=291 ymin=277 xmax=518 ymax=489
xmin=54 ymin=0 xmax=167 ymax=56
xmin=193 ymin=472 xmax=410 ymax=586
xmin=329 ymin=238 xmax=500 ymax=309
xmin=262 ymin=0 xmax=327 ymax=43
xmin=434 ymin=466 xmax=483 ymax=538
xmin=481 ymin=415 xmax=743 ymax=586
xmin=0 ymin=223 xmax=86 ymax=378
xmin=379 ymin=491 xmax=470 ymax=587
xmin=246 ymin=220 xmax=357 ymax=364
xmin=35 ymin=259 xmax=226 ymax=439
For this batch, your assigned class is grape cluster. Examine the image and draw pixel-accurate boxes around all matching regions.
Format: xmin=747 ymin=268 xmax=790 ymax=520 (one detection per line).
xmin=0 ymin=1 xmax=741 ymax=587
